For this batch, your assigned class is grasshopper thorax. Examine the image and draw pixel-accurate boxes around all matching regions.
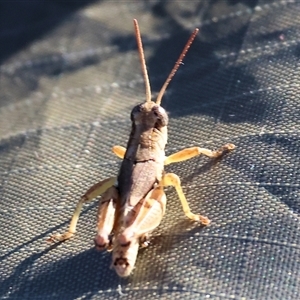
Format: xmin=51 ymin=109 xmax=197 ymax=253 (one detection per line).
xmin=130 ymin=101 xmax=168 ymax=129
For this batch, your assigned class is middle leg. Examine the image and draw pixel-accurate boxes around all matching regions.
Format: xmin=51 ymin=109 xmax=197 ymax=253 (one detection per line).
xmin=161 ymin=173 xmax=210 ymax=225
xmin=48 ymin=176 xmax=116 ymax=242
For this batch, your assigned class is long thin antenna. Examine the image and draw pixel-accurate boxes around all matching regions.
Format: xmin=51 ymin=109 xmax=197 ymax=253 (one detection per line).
xmin=133 ymin=19 xmax=151 ymax=103
xmin=156 ymin=28 xmax=199 ymax=106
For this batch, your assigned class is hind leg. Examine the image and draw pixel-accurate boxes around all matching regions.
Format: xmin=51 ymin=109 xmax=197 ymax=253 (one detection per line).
xmin=118 ymin=187 xmax=166 ymax=245
xmin=94 ymin=186 xmax=119 ymax=250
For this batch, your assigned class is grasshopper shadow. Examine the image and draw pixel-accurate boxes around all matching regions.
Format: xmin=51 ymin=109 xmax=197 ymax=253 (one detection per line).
xmin=0 ymin=197 xmax=120 ymax=298
xmin=0 ymin=246 xmax=121 ymax=299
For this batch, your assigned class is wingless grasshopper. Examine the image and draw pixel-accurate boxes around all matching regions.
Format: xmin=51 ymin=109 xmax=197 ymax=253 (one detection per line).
xmin=49 ymin=19 xmax=235 ymax=277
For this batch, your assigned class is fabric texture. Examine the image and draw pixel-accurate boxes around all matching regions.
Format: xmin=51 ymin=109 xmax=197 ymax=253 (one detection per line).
xmin=0 ymin=1 xmax=299 ymax=299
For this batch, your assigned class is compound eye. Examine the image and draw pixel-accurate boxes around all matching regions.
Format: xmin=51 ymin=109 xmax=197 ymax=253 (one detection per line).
xmin=130 ymin=103 xmax=143 ymax=121
xmin=152 ymin=105 xmax=163 ymax=117
xmin=152 ymin=105 xmax=168 ymax=127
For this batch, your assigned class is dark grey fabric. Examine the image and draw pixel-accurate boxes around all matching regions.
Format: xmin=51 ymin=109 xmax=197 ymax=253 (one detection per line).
xmin=0 ymin=0 xmax=299 ymax=299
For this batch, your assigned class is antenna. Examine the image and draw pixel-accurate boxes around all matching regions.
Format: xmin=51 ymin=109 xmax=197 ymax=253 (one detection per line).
xmin=156 ymin=28 xmax=199 ymax=106
xmin=133 ymin=19 xmax=151 ymax=103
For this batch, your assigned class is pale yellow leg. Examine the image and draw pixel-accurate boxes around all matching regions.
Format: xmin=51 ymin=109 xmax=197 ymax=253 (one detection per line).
xmin=48 ymin=176 xmax=116 ymax=242
xmin=112 ymin=145 xmax=126 ymax=159
xmin=161 ymin=173 xmax=210 ymax=225
xmin=164 ymin=143 xmax=235 ymax=165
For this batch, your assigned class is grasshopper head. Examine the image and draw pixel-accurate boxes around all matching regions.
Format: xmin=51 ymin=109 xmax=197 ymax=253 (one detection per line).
xmin=130 ymin=101 xmax=168 ymax=129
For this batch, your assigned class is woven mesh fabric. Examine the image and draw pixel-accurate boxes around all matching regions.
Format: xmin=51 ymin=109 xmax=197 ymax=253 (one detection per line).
xmin=1 ymin=0 xmax=299 ymax=299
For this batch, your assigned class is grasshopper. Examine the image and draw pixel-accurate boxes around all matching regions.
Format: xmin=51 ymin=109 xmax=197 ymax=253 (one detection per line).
xmin=49 ymin=19 xmax=235 ymax=277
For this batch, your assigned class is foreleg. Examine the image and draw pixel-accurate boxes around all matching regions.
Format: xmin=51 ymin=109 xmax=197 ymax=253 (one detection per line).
xmin=164 ymin=143 xmax=235 ymax=165
xmin=112 ymin=145 xmax=126 ymax=159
